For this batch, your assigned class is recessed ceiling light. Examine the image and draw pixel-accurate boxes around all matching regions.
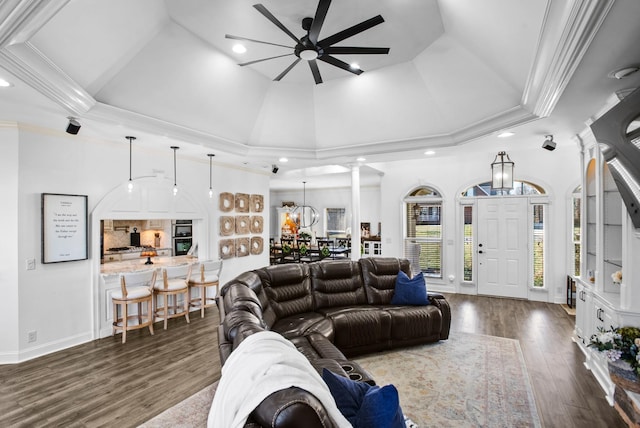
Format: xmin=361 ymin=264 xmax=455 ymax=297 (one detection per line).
xmin=357 ymin=157 xmax=366 ymax=162
xmin=424 ymin=150 xmax=435 ymax=155
xmin=350 ymin=63 xmax=360 ymax=70
xmin=279 ymin=157 xmax=288 ymax=163
xmin=608 ymin=66 xmax=639 ymax=79
xmin=497 ymin=132 xmax=515 ymax=138
xmin=232 ymin=44 xmax=247 ymax=54
xmin=0 ymin=78 xmax=13 ymax=87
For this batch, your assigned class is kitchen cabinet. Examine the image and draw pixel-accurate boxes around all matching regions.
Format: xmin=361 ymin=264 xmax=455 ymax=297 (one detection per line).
xmin=103 ymin=253 xmax=121 ymax=263
xmin=362 ymin=239 xmax=382 ymax=257
xmin=120 ymin=251 xmax=141 ymax=261
xmin=146 ymin=219 xmax=164 ymax=229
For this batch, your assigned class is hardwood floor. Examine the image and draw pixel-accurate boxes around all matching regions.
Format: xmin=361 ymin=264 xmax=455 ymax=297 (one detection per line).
xmin=0 ymin=295 xmax=626 ymax=427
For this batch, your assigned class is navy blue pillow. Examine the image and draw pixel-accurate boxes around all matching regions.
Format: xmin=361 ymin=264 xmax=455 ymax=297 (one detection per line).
xmin=322 ymin=369 xmax=404 ymax=428
xmin=391 ymin=270 xmax=429 ymax=305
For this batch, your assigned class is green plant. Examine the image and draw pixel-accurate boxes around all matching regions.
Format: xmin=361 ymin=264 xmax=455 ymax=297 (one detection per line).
xmin=299 ymin=231 xmax=312 ymax=240
xmin=589 ymin=326 xmax=640 ymax=376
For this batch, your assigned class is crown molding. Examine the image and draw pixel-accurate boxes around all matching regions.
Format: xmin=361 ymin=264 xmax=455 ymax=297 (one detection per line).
xmin=0 ymin=0 xmax=69 ymax=47
xmin=523 ymin=0 xmax=615 ymax=117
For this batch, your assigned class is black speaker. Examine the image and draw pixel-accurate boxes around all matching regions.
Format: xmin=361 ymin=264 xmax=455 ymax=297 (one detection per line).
xmin=66 ymin=118 xmax=81 ymax=135
xmin=272 ymin=164 xmax=279 ymax=174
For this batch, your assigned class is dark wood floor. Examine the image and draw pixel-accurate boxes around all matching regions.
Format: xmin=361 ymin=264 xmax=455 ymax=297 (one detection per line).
xmin=0 ymin=294 xmax=626 ymax=428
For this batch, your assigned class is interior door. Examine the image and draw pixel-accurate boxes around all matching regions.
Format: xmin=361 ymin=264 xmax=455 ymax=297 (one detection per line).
xmin=477 ymin=198 xmax=528 ymax=298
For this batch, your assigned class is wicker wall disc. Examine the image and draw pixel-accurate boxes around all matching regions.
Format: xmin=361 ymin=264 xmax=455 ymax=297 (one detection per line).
xmin=235 ymin=215 xmax=250 ymax=234
xmin=219 ymin=239 xmax=235 ymax=259
xmin=220 ymin=216 xmax=235 ymax=236
xmin=236 ymin=237 xmax=250 ymax=257
xmin=250 ymin=216 xmax=264 ymax=233
xmin=250 ymin=194 xmax=264 ymax=212
xmin=250 ymin=236 xmax=264 ymax=255
xmin=235 ymin=193 xmax=250 ymax=212
xmin=219 ymin=192 xmax=234 ymax=212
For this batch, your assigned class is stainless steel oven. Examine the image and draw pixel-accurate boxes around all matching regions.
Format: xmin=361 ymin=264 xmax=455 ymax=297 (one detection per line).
xmin=174 ymin=238 xmax=193 ymax=256
xmin=172 ymin=219 xmax=192 ymax=237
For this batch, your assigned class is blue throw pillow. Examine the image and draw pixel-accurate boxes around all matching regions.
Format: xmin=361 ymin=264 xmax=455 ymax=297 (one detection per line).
xmin=322 ymin=368 xmax=405 ymax=428
xmin=391 ymin=270 xmax=430 ymax=305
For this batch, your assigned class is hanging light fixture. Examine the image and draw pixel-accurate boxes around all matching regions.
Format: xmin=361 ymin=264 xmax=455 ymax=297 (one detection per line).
xmin=170 ymin=146 xmax=180 ymax=195
xmin=491 ymin=151 xmax=514 ymax=191
xmin=207 ymin=153 xmax=215 ymax=198
xmin=126 ymin=136 xmax=136 ymax=192
xmin=292 ymin=181 xmax=319 ymax=228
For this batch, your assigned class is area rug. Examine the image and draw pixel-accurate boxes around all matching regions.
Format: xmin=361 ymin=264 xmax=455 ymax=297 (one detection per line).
xmin=354 ymin=332 xmax=541 ymax=427
xmin=140 ymin=332 xmax=540 ymax=427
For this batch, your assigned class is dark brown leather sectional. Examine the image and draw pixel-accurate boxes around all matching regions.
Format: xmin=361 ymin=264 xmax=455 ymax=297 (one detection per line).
xmin=216 ymin=257 xmax=451 ymax=428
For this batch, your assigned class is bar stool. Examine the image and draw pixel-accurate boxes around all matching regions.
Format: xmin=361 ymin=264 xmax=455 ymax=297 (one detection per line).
xmin=187 ymin=260 xmax=222 ymax=318
xmin=154 ymin=264 xmax=190 ymax=330
xmin=112 ymin=269 xmax=156 ymax=344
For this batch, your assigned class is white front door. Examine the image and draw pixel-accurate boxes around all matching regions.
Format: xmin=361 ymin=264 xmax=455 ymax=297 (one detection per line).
xmin=477 ymin=198 xmax=528 ymax=298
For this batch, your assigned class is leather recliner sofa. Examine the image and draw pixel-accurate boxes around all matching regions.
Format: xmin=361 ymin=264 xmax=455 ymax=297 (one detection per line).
xmin=216 ymin=257 xmax=451 ymax=427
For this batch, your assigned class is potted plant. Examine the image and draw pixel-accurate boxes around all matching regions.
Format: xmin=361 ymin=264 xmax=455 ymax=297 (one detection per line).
xmin=589 ymin=326 xmax=640 ymax=393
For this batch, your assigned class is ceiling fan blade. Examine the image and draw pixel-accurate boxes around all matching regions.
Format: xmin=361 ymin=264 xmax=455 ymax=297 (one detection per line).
xmin=324 ymin=46 xmax=390 ymax=55
xmin=239 ymin=53 xmax=295 ymax=66
xmin=319 ymin=55 xmax=363 ymax=75
xmin=225 ymin=34 xmax=293 ymax=49
xmin=308 ymin=0 xmax=331 ymax=45
xmin=308 ymin=59 xmax=323 ymax=84
xmin=274 ymin=58 xmax=302 ymax=81
xmin=254 ymin=4 xmax=300 ymax=44
xmin=318 ymin=15 xmax=385 ymax=47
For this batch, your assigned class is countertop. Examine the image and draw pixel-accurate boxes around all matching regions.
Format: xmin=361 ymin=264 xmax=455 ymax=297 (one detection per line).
xmin=100 ymin=255 xmax=197 ymax=276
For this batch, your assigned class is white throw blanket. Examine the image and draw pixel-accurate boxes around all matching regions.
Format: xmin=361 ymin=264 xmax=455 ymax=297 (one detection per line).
xmin=207 ymin=330 xmax=352 ymax=428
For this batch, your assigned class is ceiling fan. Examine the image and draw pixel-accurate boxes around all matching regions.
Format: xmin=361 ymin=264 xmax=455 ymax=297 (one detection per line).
xmin=225 ymin=0 xmax=390 ymax=84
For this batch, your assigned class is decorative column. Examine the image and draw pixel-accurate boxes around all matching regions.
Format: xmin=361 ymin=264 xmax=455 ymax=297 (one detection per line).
xmin=351 ymin=165 xmax=361 ymax=261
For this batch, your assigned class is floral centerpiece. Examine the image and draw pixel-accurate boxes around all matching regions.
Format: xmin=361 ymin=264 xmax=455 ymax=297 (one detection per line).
xmin=589 ymin=326 xmax=640 ymax=392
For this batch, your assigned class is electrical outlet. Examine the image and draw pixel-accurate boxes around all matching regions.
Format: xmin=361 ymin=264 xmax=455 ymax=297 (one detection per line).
xmin=26 ymin=258 xmax=36 ymax=270
xmin=28 ymin=331 xmax=37 ymax=343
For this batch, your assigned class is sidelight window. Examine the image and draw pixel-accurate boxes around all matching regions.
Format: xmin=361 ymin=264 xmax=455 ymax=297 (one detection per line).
xmin=404 ymin=186 xmax=443 ymax=278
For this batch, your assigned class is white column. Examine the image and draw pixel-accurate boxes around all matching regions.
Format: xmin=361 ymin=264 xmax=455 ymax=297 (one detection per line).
xmin=351 ymin=165 xmax=361 ymax=261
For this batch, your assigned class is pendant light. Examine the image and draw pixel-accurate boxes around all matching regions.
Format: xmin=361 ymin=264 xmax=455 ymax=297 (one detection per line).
xmin=292 ymin=181 xmax=319 ymax=228
xmin=170 ymin=146 xmax=180 ymax=195
xmin=491 ymin=151 xmax=514 ymax=191
xmin=207 ymin=153 xmax=215 ymax=198
xmin=126 ymin=136 xmax=136 ymax=192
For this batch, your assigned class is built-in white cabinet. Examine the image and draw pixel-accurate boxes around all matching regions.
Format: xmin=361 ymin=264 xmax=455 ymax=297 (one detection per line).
xmin=574 ymin=96 xmax=640 ymax=405
xmin=146 ymin=219 xmax=164 ymax=229
xmin=362 ymin=239 xmax=382 ymax=256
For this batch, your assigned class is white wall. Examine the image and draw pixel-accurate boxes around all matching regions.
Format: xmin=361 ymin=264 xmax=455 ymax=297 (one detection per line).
xmin=269 ymin=186 xmax=381 ymax=239
xmin=2 ymin=124 xmax=269 ymax=363
xmin=374 ymin=142 xmax=581 ymax=303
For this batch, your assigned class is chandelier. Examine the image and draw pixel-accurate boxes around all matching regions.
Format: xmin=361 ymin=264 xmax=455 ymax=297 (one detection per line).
xmin=292 ymin=181 xmax=319 ymax=228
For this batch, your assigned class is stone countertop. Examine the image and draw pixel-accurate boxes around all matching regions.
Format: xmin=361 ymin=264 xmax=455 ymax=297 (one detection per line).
xmin=104 ymin=247 xmax=172 ymax=254
xmin=100 ymin=255 xmax=197 ymax=276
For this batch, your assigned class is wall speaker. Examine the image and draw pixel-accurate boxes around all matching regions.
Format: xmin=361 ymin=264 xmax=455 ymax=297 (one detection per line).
xmin=271 ymin=164 xmax=279 ymax=174
xmin=66 ymin=117 xmax=81 ymax=135
xmin=542 ymin=135 xmax=556 ymax=151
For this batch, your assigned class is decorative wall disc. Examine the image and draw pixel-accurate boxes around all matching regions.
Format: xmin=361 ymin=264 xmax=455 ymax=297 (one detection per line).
xmin=219 ymin=192 xmax=235 ymax=212
xmin=220 ymin=216 xmax=235 ymax=236
xmin=235 ymin=193 xmax=250 ymax=212
xmin=219 ymin=239 xmax=235 ymax=259
xmin=235 ymin=215 xmax=250 ymax=234
xmin=250 ymin=194 xmax=264 ymax=212
xmin=236 ymin=237 xmax=250 ymax=257
xmin=250 ymin=236 xmax=264 ymax=255
xmin=250 ymin=216 xmax=264 ymax=233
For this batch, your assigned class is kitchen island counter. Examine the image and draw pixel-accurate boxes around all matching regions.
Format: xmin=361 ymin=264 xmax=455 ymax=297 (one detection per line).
xmin=100 ymin=255 xmax=196 ymax=276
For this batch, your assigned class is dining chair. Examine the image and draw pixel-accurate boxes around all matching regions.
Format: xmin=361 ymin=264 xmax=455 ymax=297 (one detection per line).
xmin=280 ymin=238 xmax=297 ymax=263
xmin=154 ymin=264 xmax=190 ymax=330
xmin=187 ymin=260 xmax=222 ymax=318
xmin=316 ymin=239 xmax=334 ymax=260
xmin=112 ymin=269 xmax=157 ymax=344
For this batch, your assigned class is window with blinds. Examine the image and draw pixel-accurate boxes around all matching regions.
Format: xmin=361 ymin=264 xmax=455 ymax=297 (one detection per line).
xmin=325 ymin=208 xmax=346 ymax=237
xmin=404 ymin=187 xmax=443 ymax=278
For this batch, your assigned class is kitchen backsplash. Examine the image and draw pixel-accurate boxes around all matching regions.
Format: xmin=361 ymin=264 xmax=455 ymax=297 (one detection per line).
xmin=103 ymin=220 xmax=169 ymax=250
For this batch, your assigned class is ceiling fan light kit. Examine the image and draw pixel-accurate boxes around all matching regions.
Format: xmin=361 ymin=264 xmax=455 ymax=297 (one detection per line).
xmin=226 ymin=1 xmax=390 ymax=84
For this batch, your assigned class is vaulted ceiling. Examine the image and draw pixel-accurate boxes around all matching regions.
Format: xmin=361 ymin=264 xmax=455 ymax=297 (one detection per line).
xmin=1 ymin=0 xmax=639 ymax=184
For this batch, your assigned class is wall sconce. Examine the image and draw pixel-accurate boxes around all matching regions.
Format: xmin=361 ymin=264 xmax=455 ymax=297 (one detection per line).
xmin=208 ymin=153 xmax=215 ymax=198
xmin=126 ymin=136 xmax=136 ymax=192
xmin=170 ymin=146 xmax=180 ymax=195
xmin=491 ymin=151 xmax=514 ymax=190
